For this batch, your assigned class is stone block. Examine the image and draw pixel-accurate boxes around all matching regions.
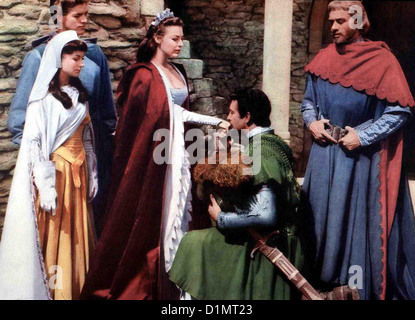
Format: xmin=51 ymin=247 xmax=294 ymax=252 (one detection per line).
xmin=178 ymin=40 xmax=191 ymax=59
xmin=184 ymin=1 xmax=211 ymax=8
xmin=194 ymin=78 xmax=213 ymax=98
xmin=213 ymin=96 xmax=228 ymax=114
xmin=0 ymin=151 xmax=17 ymax=172
xmin=0 ymin=93 xmax=14 ymax=105
xmin=0 ymin=79 xmax=17 ymax=91
xmin=0 ymin=139 xmax=19 ymax=152
xmin=86 ymin=21 xmax=100 ymax=32
xmin=9 ymin=58 xmax=22 ymax=71
xmin=0 ymin=0 xmax=21 ymax=9
xmin=220 ymin=38 xmax=249 ymax=47
xmin=89 ymin=1 xmax=127 ymax=18
xmin=192 ymin=97 xmax=215 ymax=116
xmin=211 ymin=0 xmax=226 ymax=8
xmin=189 ymin=93 xmax=198 ymax=104
xmin=209 ymin=66 xmax=232 ymax=73
xmin=292 ymin=69 xmax=306 ymax=77
xmin=98 ymin=40 xmax=133 ymax=49
xmin=0 ymin=130 xmax=12 ymax=139
xmin=0 ymin=57 xmax=12 ymax=65
xmin=0 ymin=109 xmax=9 ymax=128
xmin=254 ymin=6 xmax=265 ymax=14
xmin=140 ymin=0 xmax=164 ymax=16
xmin=0 ymin=36 xmax=15 ymax=43
xmin=113 ymin=28 xmax=147 ymax=41
xmin=8 ymin=4 xmax=42 ymax=19
xmin=93 ymin=16 xmax=122 ymax=29
xmin=221 ymin=3 xmax=251 ymax=13
xmin=0 ymin=20 xmax=38 ymax=35
xmin=108 ymin=58 xmax=128 ymax=71
xmin=91 ymin=28 xmax=110 ymax=41
xmin=243 ymin=21 xmax=264 ymax=33
xmin=189 ymin=14 xmax=206 ymax=22
xmin=225 ymin=12 xmax=252 ymax=20
xmin=173 ymin=59 xmax=204 ymax=79
xmin=115 ymin=49 xmax=137 ymax=64
xmin=0 ymin=176 xmax=13 ymax=197
xmin=0 ymin=194 xmax=8 ymax=204
xmin=204 ymin=59 xmax=226 ymax=66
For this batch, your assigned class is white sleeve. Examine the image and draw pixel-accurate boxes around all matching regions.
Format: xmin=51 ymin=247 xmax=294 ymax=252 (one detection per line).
xmin=175 ymin=105 xmax=222 ymax=126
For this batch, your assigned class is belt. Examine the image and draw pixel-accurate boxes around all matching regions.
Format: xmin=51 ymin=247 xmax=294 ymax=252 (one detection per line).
xmin=53 ymin=146 xmax=86 ymax=188
xmin=324 ymin=123 xmax=348 ymax=142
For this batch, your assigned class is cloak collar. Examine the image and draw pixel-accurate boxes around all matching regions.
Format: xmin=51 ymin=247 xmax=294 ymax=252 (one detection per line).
xmin=305 ymin=40 xmax=414 ymax=107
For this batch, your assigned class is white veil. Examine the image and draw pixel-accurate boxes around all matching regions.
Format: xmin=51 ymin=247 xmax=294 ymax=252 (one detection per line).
xmin=28 ymin=30 xmax=79 ymax=104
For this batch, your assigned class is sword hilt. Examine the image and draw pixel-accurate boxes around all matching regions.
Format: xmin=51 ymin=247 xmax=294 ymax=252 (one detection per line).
xmin=249 ymin=229 xmax=280 ymax=259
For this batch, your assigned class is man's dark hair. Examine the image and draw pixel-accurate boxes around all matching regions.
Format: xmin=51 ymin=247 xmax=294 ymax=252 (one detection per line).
xmin=230 ymin=89 xmax=272 ymax=127
xmin=50 ymin=0 xmax=89 ymax=15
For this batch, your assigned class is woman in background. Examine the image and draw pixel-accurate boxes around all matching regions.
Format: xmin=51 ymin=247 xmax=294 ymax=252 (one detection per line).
xmin=0 ymin=31 xmax=98 ymax=300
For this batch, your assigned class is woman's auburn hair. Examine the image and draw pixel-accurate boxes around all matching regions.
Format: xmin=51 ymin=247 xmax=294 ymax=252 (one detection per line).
xmin=136 ymin=16 xmax=184 ymax=63
xmin=48 ymin=40 xmax=90 ymax=109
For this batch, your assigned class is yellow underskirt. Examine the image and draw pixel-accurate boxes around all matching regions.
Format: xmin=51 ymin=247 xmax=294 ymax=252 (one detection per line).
xmin=37 ymin=118 xmax=96 ymax=300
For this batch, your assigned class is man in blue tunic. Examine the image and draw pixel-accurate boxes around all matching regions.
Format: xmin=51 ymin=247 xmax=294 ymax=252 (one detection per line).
xmin=301 ymin=0 xmax=415 ymax=300
xmin=7 ymin=0 xmax=117 ymax=236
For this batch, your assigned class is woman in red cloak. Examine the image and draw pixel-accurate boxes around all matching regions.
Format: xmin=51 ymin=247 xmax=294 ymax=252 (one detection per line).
xmin=80 ymin=9 xmax=228 ymax=300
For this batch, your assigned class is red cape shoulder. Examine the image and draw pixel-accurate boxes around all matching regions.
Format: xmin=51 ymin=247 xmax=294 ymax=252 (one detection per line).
xmin=305 ymin=41 xmax=414 ymax=107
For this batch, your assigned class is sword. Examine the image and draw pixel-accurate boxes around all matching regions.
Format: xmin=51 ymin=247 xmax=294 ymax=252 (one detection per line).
xmin=248 ymin=228 xmax=324 ymax=300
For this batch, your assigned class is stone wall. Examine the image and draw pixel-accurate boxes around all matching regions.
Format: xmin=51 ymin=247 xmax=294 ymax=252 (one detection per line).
xmin=289 ymin=0 xmax=313 ymax=176
xmin=177 ymin=0 xmax=265 ymax=100
xmin=0 ymin=0 xmax=50 ymax=230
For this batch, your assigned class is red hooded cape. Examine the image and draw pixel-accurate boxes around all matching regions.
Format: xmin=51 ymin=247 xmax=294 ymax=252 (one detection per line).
xmin=80 ymin=62 xmax=190 ymax=300
xmin=305 ymin=40 xmax=415 ymax=107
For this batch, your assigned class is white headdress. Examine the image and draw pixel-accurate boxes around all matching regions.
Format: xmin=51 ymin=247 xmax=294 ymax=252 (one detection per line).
xmin=28 ymin=30 xmax=80 ymax=104
xmin=151 ymin=8 xmax=175 ymax=27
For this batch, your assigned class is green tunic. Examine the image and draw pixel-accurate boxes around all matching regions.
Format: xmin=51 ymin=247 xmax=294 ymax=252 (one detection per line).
xmin=169 ymin=133 xmax=305 ymax=300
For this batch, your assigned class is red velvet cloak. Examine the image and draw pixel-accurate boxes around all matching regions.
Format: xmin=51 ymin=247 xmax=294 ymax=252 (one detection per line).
xmin=80 ymin=62 xmax=190 ymax=300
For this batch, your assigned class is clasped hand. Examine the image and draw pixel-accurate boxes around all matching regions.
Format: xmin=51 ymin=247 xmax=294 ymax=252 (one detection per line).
xmin=308 ymin=119 xmax=361 ymax=151
xmin=208 ymin=194 xmax=221 ymax=222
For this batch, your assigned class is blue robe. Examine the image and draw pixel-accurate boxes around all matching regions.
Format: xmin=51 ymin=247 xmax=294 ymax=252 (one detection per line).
xmin=7 ymin=34 xmax=117 ymax=235
xmin=301 ymin=74 xmax=415 ymax=300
